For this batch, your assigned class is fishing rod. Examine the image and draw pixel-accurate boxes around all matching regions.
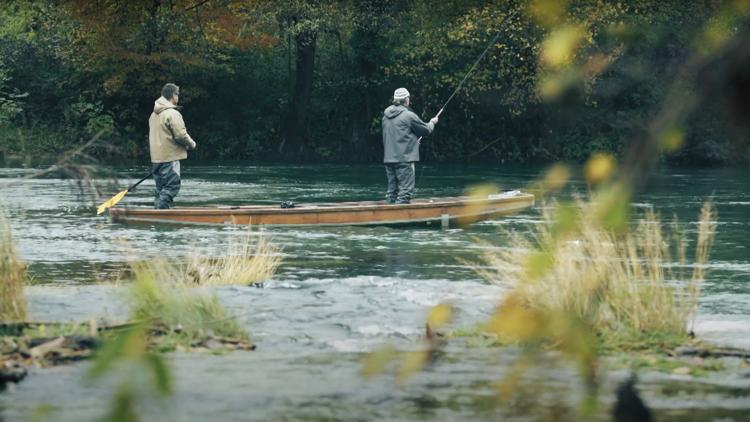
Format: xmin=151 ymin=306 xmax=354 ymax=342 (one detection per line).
xmin=418 ymin=10 xmax=517 ymax=143
xmin=416 ymin=11 xmax=517 ymax=188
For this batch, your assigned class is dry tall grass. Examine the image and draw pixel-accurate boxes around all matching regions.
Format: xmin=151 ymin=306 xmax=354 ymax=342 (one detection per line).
xmin=182 ymin=233 xmax=281 ymax=286
xmin=116 ymin=231 xmax=279 ymax=348
xmin=0 ymin=213 xmax=27 ymax=321
xmin=478 ymin=200 xmax=716 ymax=343
xmin=132 ymin=231 xmax=281 ymax=287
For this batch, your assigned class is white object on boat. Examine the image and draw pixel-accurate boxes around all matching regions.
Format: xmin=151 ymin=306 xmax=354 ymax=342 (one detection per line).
xmin=488 ymin=190 xmax=522 ymax=199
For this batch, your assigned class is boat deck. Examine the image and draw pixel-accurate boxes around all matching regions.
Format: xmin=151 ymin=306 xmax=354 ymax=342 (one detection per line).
xmin=109 ymin=193 xmax=535 ymax=227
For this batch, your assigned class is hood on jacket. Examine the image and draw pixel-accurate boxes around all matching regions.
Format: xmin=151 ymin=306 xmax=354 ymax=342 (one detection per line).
xmin=153 ymin=96 xmax=178 ymax=115
xmin=384 ymin=105 xmax=407 ymax=119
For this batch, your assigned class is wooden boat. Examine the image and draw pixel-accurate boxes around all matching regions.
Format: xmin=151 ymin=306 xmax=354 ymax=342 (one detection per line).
xmin=108 ymin=191 xmax=534 ymax=227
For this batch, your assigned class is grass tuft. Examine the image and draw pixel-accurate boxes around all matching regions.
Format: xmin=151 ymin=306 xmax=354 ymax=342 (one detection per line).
xmin=129 ymin=231 xmax=281 ymax=287
xmin=181 ymin=232 xmax=281 ymax=286
xmin=0 ymin=213 xmax=27 ymax=322
xmin=477 ymin=200 xmax=717 ymax=349
xmin=128 ymin=261 xmax=249 ymax=351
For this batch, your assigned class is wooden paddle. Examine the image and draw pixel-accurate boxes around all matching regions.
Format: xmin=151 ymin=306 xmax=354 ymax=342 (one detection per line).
xmin=96 ymin=172 xmax=152 ymax=215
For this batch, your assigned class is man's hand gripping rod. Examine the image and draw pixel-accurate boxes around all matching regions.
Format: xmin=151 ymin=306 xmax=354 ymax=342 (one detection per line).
xmin=418 ymin=107 xmax=444 ymax=144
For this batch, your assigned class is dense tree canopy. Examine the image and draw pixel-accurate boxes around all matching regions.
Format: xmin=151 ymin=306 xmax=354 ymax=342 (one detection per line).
xmin=0 ymin=0 xmax=748 ymax=164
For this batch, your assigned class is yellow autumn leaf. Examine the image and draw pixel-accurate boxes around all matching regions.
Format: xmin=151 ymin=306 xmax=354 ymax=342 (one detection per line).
xmin=584 ymin=153 xmax=617 ymax=185
xmin=465 ymin=183 xmax=500 ymax=199
xmin=527 ymin=0 xmax=568 ymax=27
xmin=593 ymin=183 xmax=631 ymax=232
xmin=397 ymin=350 xmax=429 ymax=385
xmin=360 ymin=345 xmax=398 ymax=379
xmin=540 ymin=25 xmax=586 ymax=68
xmin=485 ymin=295 xmax=546 ymax=342
xmin=426 ymin=303 xmax=453 ymax=331
xmin=524 ymin=250 xmax=554 ymax=280
xmin=660 ymin=126 xmax=685 ymax=153
xmin=538 ymin=73 xmax=563 ymax=99
xmin=494 ymin=358 xmax=530 ymax=401
xmin=550 ymin=202 xmax=579 ymax=238
xmin=542 ymin=163 xmax=571 ymax=192
xmin=459 ymin=183 xmax=500 ymax=225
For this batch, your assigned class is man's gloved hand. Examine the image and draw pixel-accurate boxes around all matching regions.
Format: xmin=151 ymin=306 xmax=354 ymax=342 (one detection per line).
xmin=188 ymin=140 xmax=197 ymax=150
xmin=429 ymin=117 xmax=439 ymax=125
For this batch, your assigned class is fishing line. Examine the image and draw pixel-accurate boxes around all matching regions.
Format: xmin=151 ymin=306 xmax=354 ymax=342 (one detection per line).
xmin=416 ymin=10 xmax=517 ymax=189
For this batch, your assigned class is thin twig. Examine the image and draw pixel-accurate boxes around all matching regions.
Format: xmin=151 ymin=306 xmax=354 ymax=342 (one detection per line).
xmin=185 ymin=0 xmax=213 ymax=12
xmin=22 ymin=130 xmax=106 ymax=180
xmin=469 ymin=137 xmax=502 ymax=157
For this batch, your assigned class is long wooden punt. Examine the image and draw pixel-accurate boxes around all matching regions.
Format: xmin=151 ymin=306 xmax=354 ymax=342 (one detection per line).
xmin=108 ymin=192 xmax=535 ymax=227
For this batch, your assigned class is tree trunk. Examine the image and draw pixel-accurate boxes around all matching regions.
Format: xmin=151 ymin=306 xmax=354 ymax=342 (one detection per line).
xmin=348 ymin=0 xmax=391 ymax=162
xmin=350 ymin=101 xmax=373 ymax=162
xmin=280 ymin=30 xmax=316 ymax=157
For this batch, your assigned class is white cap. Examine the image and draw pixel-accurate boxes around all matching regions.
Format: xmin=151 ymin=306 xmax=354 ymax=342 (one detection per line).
xmin=393 ymin=87 xmax=410 ymax=100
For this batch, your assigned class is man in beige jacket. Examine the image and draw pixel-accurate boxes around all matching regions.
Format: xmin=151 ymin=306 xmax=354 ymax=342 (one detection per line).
xmin=148 ymin=83 xmax=196 ymax=209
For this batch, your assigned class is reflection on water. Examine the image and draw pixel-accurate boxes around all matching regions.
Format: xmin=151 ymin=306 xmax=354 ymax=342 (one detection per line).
xmin=1 ymin=164 xmax=749 ymax=420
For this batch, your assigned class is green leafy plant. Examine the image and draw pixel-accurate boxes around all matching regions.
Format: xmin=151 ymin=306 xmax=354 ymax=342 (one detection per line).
xmin=88 ymin=323 xmax=172 ymax=422
xmin=128 ymin=262 xmax=250 ymax=351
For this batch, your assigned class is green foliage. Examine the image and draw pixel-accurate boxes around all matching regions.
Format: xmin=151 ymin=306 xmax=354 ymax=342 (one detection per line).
xmin=0 ymin=1 xmax=747 ymax=163
xmin=84 ymin=250 xmax=257 ymax=421
xmin=128 ymin=263 xmax=250 ymax=351
xmin=65 ymin=100 xmax=115 ymax=138
xmin=0 ymin=64 xmax=26 ymax=127
xmin=88 ymin=323 xmax=172 ymax=422
xmin=22 ymin=322 xmax=91 ymax=339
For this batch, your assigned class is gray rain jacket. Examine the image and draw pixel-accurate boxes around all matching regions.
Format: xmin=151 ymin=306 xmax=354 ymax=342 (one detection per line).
xmin=382 ymin=105 xmax=434 ymax=163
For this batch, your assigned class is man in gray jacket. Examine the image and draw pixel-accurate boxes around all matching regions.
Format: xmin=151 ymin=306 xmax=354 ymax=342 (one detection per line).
xmin=148 ymin=83 xmax=197 ymax=209
xmin=382 ymin=87 xmax=438 ymax=204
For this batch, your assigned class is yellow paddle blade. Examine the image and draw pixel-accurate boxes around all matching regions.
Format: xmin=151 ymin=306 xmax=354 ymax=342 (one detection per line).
xmin=97 ymin=189 xmax=129 ymax=215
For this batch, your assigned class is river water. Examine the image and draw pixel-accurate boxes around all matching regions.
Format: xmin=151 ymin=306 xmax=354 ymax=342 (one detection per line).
xmin=1 ymin=164 xmax=749 ymax=421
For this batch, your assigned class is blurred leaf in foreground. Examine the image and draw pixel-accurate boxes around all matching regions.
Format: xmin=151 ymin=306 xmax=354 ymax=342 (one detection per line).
xmin=584 ymin=153 xmax=617 ymax=186
xmin=361 ymin=345 xmax=398 ymax=379
xmin=426 ymin=303 xmax=454 ymax=331
xmin=541 ymin=25 xmax=586 ymax=68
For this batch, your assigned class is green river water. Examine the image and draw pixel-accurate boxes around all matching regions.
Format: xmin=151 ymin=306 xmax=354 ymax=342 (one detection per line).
xmin=0 ymin=164 xmax=748 ymax=421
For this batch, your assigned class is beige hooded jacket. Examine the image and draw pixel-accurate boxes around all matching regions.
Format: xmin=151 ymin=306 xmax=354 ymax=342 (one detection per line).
xmin=148 ymin=96 xmax=196 ymax=163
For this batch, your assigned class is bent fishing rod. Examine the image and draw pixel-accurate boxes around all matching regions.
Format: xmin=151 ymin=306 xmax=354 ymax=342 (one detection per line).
xmin=419 ymin=10 xmax=517 ymax=143
xmin=416 ymin=11 xmax=517 ymax=191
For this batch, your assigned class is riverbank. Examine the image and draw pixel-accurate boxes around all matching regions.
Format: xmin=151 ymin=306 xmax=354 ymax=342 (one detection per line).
xmin=2 ymin=273 xmax=747 ymax=420
xmin=3 ymin=296 xmax=750 ymax=421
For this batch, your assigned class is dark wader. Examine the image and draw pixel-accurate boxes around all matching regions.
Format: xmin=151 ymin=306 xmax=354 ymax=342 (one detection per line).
xmin=385 ymin=162 xmax=416 ymax=204
xmin=152 ymin=161 xmax=181 ymax=209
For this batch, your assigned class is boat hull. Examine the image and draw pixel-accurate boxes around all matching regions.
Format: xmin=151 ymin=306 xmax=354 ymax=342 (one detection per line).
xmin=108 ymin=194 xmax=535 ymax=227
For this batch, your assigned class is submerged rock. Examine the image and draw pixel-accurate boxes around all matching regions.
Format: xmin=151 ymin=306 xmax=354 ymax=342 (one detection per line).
xmin=1 ymin=333 xmax=100 ymax=388
xmin=0 ymin=361 xmax=27 ymax=387
xmin=0 ymin=337 xmax=18 ymax=354
xmin=675 ymin=345 xmax=750 ymax=359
